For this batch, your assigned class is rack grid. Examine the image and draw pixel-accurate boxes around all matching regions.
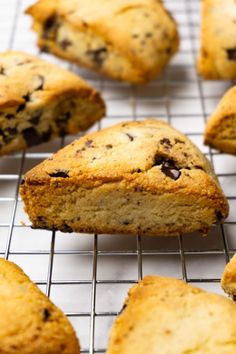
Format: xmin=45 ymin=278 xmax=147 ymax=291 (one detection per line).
xmin=0 ymin=0 xmax=236 ymax=353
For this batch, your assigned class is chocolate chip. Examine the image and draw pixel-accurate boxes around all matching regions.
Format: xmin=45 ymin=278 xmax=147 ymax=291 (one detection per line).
xmin=59 ymin=39 xmax=72 ymax=50
xmin=194 ymin=165 xmax=204 ymax=171
xmin=126 ymin=133 xmax=135 ymax=141
xmin=85 ymin=139 xmax=94 ymax=147
xmin=145 ymin=32 xmax=153 ymax=38
xmin=36 ymin=216 xmax=47 ymax=228
xmin=22 ymin=127 xmax=43 ymax=147
xmin=227 ymin=48 xmax=236 ymax=60
xmin=0 ymin=67 xmax=6 ymax=75
xmin=20 ymin=179 xmax=25 ymax=185
xmin=123 ymin=221 xmax=130 ymax=225
xmin=42 ymin=308 xmax=51 ymax=322
xmin=29 ymin=110 xmax=42 ymax=125
xmin=160 ymin=138 xmax=172 ymax=149
xmin=61 ymin=224 xmax=73 ymax=233
xmin=40 ymin=45 xmax=50 ymax=53
xmin=23 ymin=93 xmax=31 ymax=102
xmin=49 ymin=169 xmax=69 ymax=178
xmin=153 ymin=155 xmax=164 ymax=166
xmin=161 ymin=160 xmax=181 ymax=180
xmin=0 ymin=127 xmax=17 ymax=143
xmin=16 ymin=103 xmax=26 ymax=113
xmin=105 ymin=144 xmax=113 ymax=149
xmin=86 ymin=47 xmax=108 ymax=67
xmin=5 ymin=113 xmax=14 ymax=120
xmin=43 ymin=15 xmax=59 ymax=40
xmin=216 ymin=211 xmax=224 ymax=223
xmin=233 ymin=295 xmax=236 ymax=301
xmin=132 ymin=168 xmax=142 ymax=173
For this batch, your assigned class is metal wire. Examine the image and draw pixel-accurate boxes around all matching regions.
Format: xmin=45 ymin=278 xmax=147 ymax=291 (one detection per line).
xmin=0 ymin=0 xmax=236 ymax=353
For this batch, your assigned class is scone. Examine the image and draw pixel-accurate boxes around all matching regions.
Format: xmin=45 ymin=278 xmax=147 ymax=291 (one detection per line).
xmin=204 ymin=86 xmax=236 ymax=154
xmin=26 ymin=0 xmax=179 ymax=84
xmin=221 ymin=254 xmax=236 ymax=298
xmin=107 ymin=276 xmax=236 ymax=354
xmin=0 ymin=258 xmax=80 ymax=354
xmin=0 ymin=51 xmax=105 ymax=156
xmin=197 ymin=0 xmax=236 ymax=79
xmin=20 ymin=119 xmax=228 ymax=237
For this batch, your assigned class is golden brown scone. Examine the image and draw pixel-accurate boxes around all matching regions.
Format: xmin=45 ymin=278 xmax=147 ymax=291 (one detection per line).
xmin=26 ymin=0 xmax=179 ymax=84
xmin=198 ymin=0 xmax=236 ymax=79
xmin=204 ymin=86 xmax=236 ymax=155
xmin=0 ymin=51 xmax=105 ymax=156
xmin=0 ymin=258 xmax=80 ymax=354
xmin=20 ymin=119 xmax=228 ymax=237
xmin=107 ymin=276 xmax=236 ymax=354
xmin=221 ymin=254 xmax=236 ymax=297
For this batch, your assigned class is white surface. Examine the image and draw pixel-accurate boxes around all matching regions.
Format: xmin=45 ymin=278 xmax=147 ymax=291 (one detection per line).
xmin=0 ymin=0 xmax=236 ymax=353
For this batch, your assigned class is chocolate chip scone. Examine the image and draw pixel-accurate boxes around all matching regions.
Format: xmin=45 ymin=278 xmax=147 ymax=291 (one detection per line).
xmin=107 ymin=276 xmax=236 ymax=354
xmin=0 ymin=258 xmax=80 ymax=354
xmin=197 ymin=0 xmax=236 ymax=79
xmin=221 ymin=254 xmax=236 ymax=298
xmin=204 ymin=86 xmax=236 ymax=154
xmin=26 ymin=0 xmax=179 ymax=84
xmin=20 ymin=119 xmax=228 ymax=237
xmin=0 ymin=51 xmax=105 ymax=156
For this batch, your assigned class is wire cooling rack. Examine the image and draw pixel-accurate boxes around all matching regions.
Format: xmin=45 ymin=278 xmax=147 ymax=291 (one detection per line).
xmin=0 ymin=0 xmax=236 ymax=352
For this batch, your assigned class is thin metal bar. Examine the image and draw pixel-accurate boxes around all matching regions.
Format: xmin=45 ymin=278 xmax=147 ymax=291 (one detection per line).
xmin=137 ymin=235 xmax=143 ymax=281
xmin=179 ymin=236 xmax=188 ymax=281
xmin=89 ymin=235 xmax=98 ymax=354
xmin=45 ymin=231 xmax=56 ymax=297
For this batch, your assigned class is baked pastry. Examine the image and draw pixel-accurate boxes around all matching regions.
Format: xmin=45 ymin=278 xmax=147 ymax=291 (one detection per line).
xmin=0 ymin=51 xmax=105 ymax=156
xmin=197 ymin=0 xmax=236 ymax=79
xmin=26 ymin=0 xmax=179 ymax=84
xmin=0 ymin=258 xmax=80 ymax=354
xmin=221 ymin=254 xmax=236 ymax=298
xmin=204 ymin=86 xmax=236 ymax=154
xmin=107 ymin=275 xmax=236 ymax=354
xmin=20 ymin=119 xmax=228 ymax=236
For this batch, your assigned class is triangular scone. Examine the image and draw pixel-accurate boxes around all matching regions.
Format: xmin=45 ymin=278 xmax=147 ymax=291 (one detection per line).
xmin=26 ymin=0 xmax=179 ymax=84
xmin=221 ymin=254 xmax=236 ymax=298
xmin=197 ymin=0 xmax=236 ymax=79
xmin=107 ymin=276 xmax=236 ymax=354
xmin=20 ymin=119 xmax=228 ymax=237
xmin=0 ymin=258 xmax=80 ymax=353
xmin=204 ymin=86 xmax=236 ymax=154
xmin=0 ymin=51 xmax=105 ymax=156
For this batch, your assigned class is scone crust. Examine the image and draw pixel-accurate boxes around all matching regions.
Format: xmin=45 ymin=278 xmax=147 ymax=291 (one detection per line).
xmin=221 ymin=254 xmax=236 ymax=296
xmin=0 ymin=258 xmax=80 ymax=354
xmin=107 ymin=276 xmax=236 ymax=354
xmin=20 ymin=119 xmax=229 ymax=236
xmin=197 ymin=0 xmax=236 ymax=79
xmin=204 ymin=86 xmax=236 ymax=154
xmin=26 ymin=0 xmax=179 ymax=84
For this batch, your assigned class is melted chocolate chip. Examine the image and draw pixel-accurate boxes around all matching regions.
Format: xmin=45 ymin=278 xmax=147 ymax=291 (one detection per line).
xmin=43 ymin=15 xmax=59 ymax=40
xmin=42 ymin=308 xmax=51 ymax=322
xmin=132 ymin=168 xmax=142 ymax=173
xmin=0 ymin=67 xmax=6 ymax=75
xmin=49 ymin=170 xmax=69 ymax=178
xmin=126 ymin=133 xmax=135 ymax=142
xmin=86 ymin=47 xmax=108 ymax=67
xmin=105 ymin=144 xmax=113 ymax=149
xmin=23 ymin=93 xmax=31 ymax=102
xmin=20 ymin=179 xmax=25 ymax=185
xmin=123 ymin=221 xmax=130 ymax=225
xmin=160 ymin=138 xmax=172 ymax=149
xmin=153 ymin=155 xmax=164 ymax=166
xmin=59 ymin=39 xmax=72 ymax=50
xmin=0 ymin=127 xmax=17 ymax=143
xmin=16 ymin=103 xmax=26 ymax=113
xmin=41 ymin=126 xmax=52 ymax=142
xmin=41 ymin=45 xmax=50 ymax=53
xmin=22 ymin=127 xmax=43 ymax=147
xmin=161 ymin=160 xmax=181 ymax=180
xmin=227 ymin=48 xmax=236 ymax=61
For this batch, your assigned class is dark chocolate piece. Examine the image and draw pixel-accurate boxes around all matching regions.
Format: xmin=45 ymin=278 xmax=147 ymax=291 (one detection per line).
xmin=126 ymin=133 xmax=135 ymax=142
xmin=86 ymin=47 xmax=108 ymax=67
xmin=29 ymin=110 xmax=42 ymax=125
xmin=227 ymin=48 xmax=236 ymax=61
xmin=59 ymin=39 xmax=72 ymax=50
xmin=5 ymin=114 xmax=15 ymax=120
xmin=41 ymin=127 xmax=52 ymax=142
xmin=42 ymin=308 xmax=51 ymax=322
xmin=49 ymin=170 xmax=69 ymax=178
xmin=16 ymin=103 xmax=26 ymax=113
xmin=23 ymin=93 xmax=31 ymax=102
xmin=105 ymin=144 xmax=113 ymax=149
xmin=160 ymin=138 xmax=172 ymax=149
xmin=43 ymin=15 xmax=59 ymax=40
xmin=0 ymin=67 xmax=6 ymax=75
xmin=0 ymin=127 xmax=17 ymax=143
xmin=161 ymin=160 xmax=181 ymax=180
xmin=22 ymin=127 xmax=43 ymax=147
